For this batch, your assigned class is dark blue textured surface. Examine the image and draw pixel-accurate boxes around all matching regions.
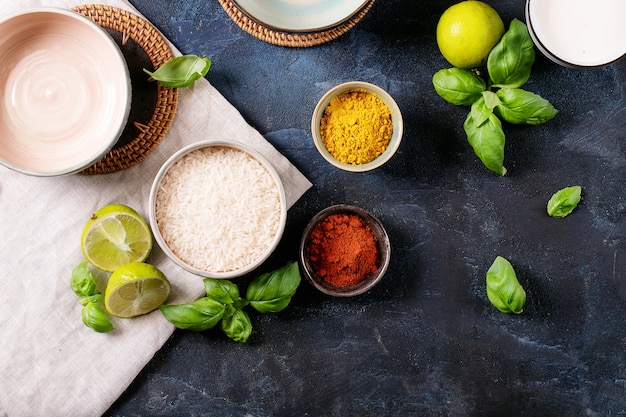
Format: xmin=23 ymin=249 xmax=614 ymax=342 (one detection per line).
xmin=108 ymin=1 xmax=626 ymax=415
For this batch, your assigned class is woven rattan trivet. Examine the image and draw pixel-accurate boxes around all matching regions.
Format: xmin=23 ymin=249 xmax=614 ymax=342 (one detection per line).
xmin=218 ymin=0 xmax=375 ymax=47
xmin=72 ymin=4 xmax=179 ymax=175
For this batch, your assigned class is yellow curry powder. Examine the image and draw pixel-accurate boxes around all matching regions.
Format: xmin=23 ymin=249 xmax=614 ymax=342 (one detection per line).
xmin=320 ymin=89 xmax=393 ymax=165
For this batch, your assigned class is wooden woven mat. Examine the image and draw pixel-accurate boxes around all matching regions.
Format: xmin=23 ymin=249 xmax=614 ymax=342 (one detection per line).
xmin=73 ymin=4 xmax=179 ymax=175
xmin=218 ymin=0 xmax=376 ymax=47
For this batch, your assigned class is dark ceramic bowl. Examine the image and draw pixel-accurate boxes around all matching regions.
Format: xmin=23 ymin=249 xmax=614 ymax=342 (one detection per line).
xmin=299 ymin=204 xmax=390 ymax=297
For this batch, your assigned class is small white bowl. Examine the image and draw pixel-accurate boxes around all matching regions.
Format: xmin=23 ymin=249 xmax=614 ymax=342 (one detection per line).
xmin=526 ymin=0 xmax=626 ymax=68
xmin=0 ymin=8 xmax=131 ymax=176
xmin=311 ymin=81 xmax=403 ymax=172
xmin=149 ymin=140 xmax=287 ymax=279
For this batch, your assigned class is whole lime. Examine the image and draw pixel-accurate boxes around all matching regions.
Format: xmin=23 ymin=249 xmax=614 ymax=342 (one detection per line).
xmin=436 ymin=0 xmax=505 ymax=69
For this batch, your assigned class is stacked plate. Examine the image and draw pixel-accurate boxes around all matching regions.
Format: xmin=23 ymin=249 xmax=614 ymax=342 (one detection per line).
xmin=220 ymin=0 xmax=376 ymax=47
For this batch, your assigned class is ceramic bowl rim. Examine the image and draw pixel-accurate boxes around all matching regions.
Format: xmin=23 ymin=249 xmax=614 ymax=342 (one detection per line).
xmin=0 ymin=7 xmax=131 ymax=176
xmin=525 ymin=0 xmax=626 ymax=69
xmin=230 ymin=0 xmax=371 ymax=33
xmin=149 ymin=139 xmax=288 ymax=279
xmin=299 ymin=204 xmax=391 ymax=297
xmin=311 ymin=81 xmax=403 ymax=172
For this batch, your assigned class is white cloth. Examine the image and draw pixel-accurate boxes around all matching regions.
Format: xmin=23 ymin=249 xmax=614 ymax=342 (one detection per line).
xmin=0 ymin=1 xmax=312 ymax=416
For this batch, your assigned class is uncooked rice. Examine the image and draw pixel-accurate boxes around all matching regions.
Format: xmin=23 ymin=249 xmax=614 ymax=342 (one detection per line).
xmin=155 ymin=145 xmax=283 ymax=273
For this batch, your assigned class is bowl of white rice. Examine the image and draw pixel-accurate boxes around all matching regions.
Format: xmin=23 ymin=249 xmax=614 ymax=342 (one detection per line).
xmin=149 ymin=140 xmax=287 ymax=279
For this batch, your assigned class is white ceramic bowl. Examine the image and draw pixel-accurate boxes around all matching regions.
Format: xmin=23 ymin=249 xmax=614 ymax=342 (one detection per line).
xmin=0 ymin=8 xmax=131 ymax=176
xmin=526 ymin=0 xmax=626 ymax=68
xmin=149 ymin=140 xmax=287 ymax=279
xmin=311 ymin=81 xmax=403 ymax=172
xmin=231 ymin=0 xmax=370 ymax=32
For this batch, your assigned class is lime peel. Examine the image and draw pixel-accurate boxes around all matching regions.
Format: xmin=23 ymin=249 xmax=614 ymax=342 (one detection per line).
xmin=104 ymin=262 xmax=171 ymax=318
xmin=81 ymin=204 xmax=153 ymax=272
xmin=436 ymin=0 xmax=505 ymax=69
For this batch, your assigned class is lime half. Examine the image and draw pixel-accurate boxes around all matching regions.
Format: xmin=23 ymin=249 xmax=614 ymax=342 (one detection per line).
xmin=104 ymin=262 xmax=171 ymax=318
xmin=81 ymin=204 xmax=153 ymax=272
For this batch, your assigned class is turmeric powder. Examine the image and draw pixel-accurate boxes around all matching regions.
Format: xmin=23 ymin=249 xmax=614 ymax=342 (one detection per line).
xmin=320 ymin=89 xmax=393 ymax=165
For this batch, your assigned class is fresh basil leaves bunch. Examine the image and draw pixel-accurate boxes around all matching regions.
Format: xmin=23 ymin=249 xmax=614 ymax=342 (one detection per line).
xmin=160 ymin=261 xmax=301 ymax=343
xmin=433 ymin=19 xmax=558 ymax=175
xmin=144 ymin=55 xmax=211 ymax=88
xmin=486 ymin=256 xmax=526 ymax=314
xmin=71 ymin=262 xmax=114 ymax=333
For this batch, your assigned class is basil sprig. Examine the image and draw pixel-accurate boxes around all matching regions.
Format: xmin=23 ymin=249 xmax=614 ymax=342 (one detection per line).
xmin=71 ymin=261 xmax=97 ymax=298
xmin=547 ymin=186 xmax=582 ymax=218
xmin=160 ymin=261 xmax=301 ymax=343
xmin=487 ymin=19 xmax=536 ymax=89
xmin=247 ymin=261 xmax=301 ymax=313
xmin=432 ymin=18 xmax=558 ymax=175
xmin=464 ymin=110 xmax=506 ymax=175
xmin=160 ymin=297 xmax=226 ymax=331
xmin=81 ymin=295 xmax=114 ymax=333
xmin=432 ymin=68 xmax=486 ymax=106
xmin=144 ymin=55 xmax=211 ymax=88
xmin=71 ymin=262 xmax=114 ymax=333
xmin=486 ymin=256 xmax=526 ymax=314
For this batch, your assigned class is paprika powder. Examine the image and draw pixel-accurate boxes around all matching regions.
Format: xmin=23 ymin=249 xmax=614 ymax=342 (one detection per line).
xmin=306 ymin=213 xmax=379 ymax=287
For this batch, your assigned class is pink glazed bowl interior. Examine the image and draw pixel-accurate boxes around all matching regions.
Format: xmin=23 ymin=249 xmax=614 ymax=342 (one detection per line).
xmin=0 ymin=8 xmax=131 ymax=176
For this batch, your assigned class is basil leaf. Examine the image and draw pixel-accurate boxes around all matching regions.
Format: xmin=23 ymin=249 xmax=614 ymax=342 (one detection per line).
xmin=144 ymin=55 xmax=211 ymax=88
xmin=71 ymin=261 xmax=97 ymax=298
xmin=79 ymin=294 xmax=102 ymax=307
xmin=204 ymin=278 xmax=242 ymax=305
xmin=487 ymin=19 xmax=535 ymax=89
xmin=470 ymin=96 xmax=494 ymax=127
xmin=495 ymin=88 xmax=558 ymax=125
xmin=482 ymin=90 xmax=500 ymax=110
xmin=221 ymin=308 xmax=252 ymax=343
xmin=432 ymin=68 xmax=486 ymax=106
xmin=246 ymin=261 xmax=301 ymax=314
xmin=82 ymin=302 xmax=114 ymax=333
xmin=463 ymin=111 xmax=507 ymax=176
xmin=486 ymin=256 xmax=526 ymax=314
xmin=547 ymin=186 xmax=582 ymax=218
xmin=159 ymin=297 xmax=225 ymax=331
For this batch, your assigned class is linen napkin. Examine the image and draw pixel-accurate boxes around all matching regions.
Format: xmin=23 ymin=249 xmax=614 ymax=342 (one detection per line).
xmin=0 ymin=1 xmax=312 ymax=416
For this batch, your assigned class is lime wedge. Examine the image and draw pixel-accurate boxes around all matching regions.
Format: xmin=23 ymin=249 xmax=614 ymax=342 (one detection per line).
xmin=81 ymin=204 xmax=152 ymax=272
xmin=104 ymin=262 xmax=171 ymax=318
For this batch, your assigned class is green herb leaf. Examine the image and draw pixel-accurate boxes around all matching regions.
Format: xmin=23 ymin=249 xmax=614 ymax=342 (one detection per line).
xmin=204 ymin=278 xmax=244 ymax=305
xmin=82 ymin=301 xmax=114 ymax=333
xmin=432 ymin=67 xmax=487 ymax=106
xmin=463 ymin=111 xmax=507 ymax=176
xmin=486 ymin=256 xmax=526 ymax=314
xmin=71 ymin=261 xmax=97 ymax=298
xmin=495 ymin=88 xmax=558 ymax=125
xmin=221 ymin=308 xmax=252 ymax=343
xmin=487 ymin=19 xmax=535 ymax=89
xmin=547 ymin=186 xmax=582 ymax=218
xmin=246 ymin=261 xmax=301 ymax=314
xmin=482 ymin=90 xmax=500 ymax=110
xmin=159 ymin=297 xmax=225 ymax=331
xmin=143 ymin=55 xmax=211 ymax=88
xmin=79 ymin=294 xmax=102 ymax=307
xmin=470 ymin=96 xmax=494 ymax=126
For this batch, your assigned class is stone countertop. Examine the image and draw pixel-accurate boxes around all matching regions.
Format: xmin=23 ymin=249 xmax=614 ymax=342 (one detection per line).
xmin=108 ymin=0 xmax=626 ymax=415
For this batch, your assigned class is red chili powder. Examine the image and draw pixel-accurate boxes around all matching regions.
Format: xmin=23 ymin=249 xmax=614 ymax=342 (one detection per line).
xmin=306 ymin=213 xmax=379 ymax=287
